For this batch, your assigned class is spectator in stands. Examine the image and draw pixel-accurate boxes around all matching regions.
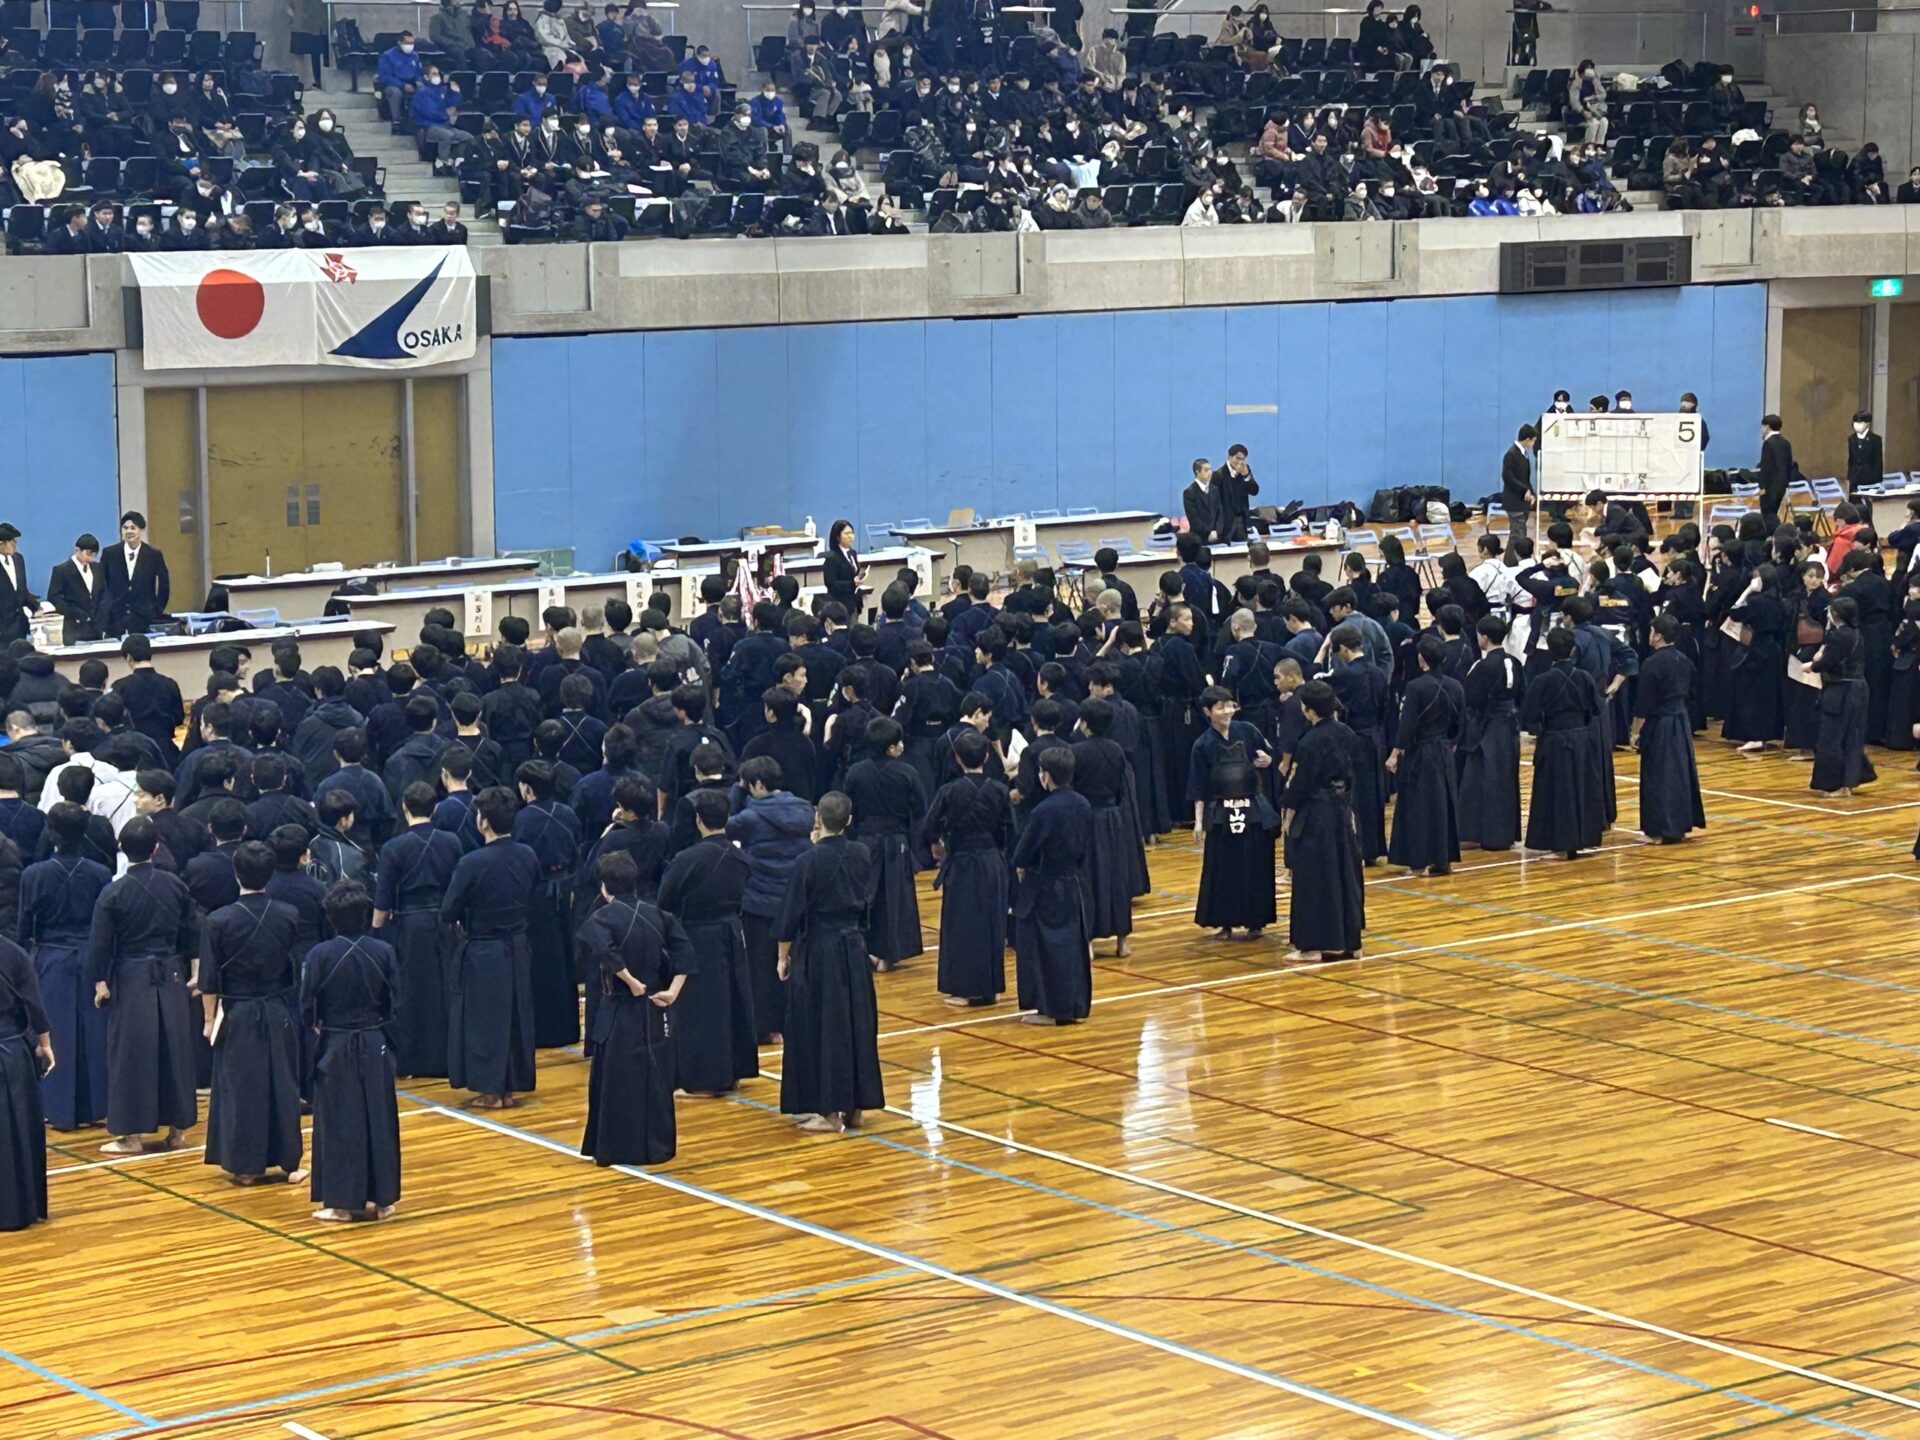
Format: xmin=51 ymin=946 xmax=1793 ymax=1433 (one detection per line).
xmin=192 ymin=71 xmax=247 ymax=161
xmin=1086 ymin=30 xmax=1124 ymax=92
xmin=614 ymin=72 xmax=655 ymax=130
xmin=1798 ymin=102 xmax=1824 ymax=148
xmin=160 ymin=210 xmax=209 ymax=250
xmin=570 ymin=195 xmax=629 ymax=240
xmin=77 ymin=72 xmax=136 ymax=158
xmin=823 ymin=0 xmax=867 ymax=52
xmin=429 ymin=202 xmax=469 ymax=244
xmin=670 ymin=71 xmax=714 ymax=127
xmin=1850 ymin=144 xmax=1889 ymax=203
xmin=126 ymin=214 xmax=157 ymax=251
xmin=1400 ymin=4 xmax=1436 ymax=64
xmin=1294 ymin=132 xmax=1347 ymax=219
xmin=1566 ymin=60 xmax=1607 ymax=146
xmin=45 ymin=208 xmax=89 ymax=256
xmin=1183 ymin=181 xmax=1221 ymax=226
xmin=500 ymin=1 xmax=546 ymax=63
xmin=577 ymin=66 xmax=614 ymax=124
xmin=411 ymin=66 xmax=475 ymax=172
xmin=274 ymin=118 xmax=323 ymax=202
xmin=177 ymin=171 xmax=232 ymax=223
xmin=1780 ymin=135 xmax=1820 ymax=204
xmin=347 ymin=203 xmax=393 ymax=246
xmin=432 ymin=0 xmax=480 ymax=67
xmin=752 ymin=78 xmax=791 ymax=152
xmin=535 ymin=0 xmax=573 ymax=65
xmin=260 ymin=203 xmax=303 ymax=247
xmin=514 ymin=74 xmax=558 ymax=129
xmin=1074 ymin=188 xmax=1114 ymax=228
xmin=1356 ymin=0 xmax=1410 ymax=69
xmin=567 ymin=1 xmax=600 ymax=52
xmin=720 ymin=105 xmax=773 ymax=188
xmin=1899 ymin=168 xmax=1920 ymax=204
xmin=304 ymin=112 xmax=366 ymax=198
xmin=378 ymin=32 xmax=426 ymax=133
xmin=4 ymin=117 xmax=64 ymax=203
xmin=599 ymin=1 xmax=631 ymax=53
xmin=1707 ymin=69 xmax=1745 ymax=127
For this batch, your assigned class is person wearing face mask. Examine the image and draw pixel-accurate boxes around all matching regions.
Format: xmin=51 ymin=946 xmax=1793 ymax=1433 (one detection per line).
xmin=533 ymin=0 xmax=572 ymax=67
xmin=161 ymin=209 xmax=210 ymax=251
xmin=124 ymin=211 xmax=159 ymax=252
xmin=529 ymin=109 xmax=567 ymax=185
xmin=147 ymin=72 xmax=194 ymax=136
xmin=377 ymin=32 xmax=425 ymax=133
xmin=514 ymin=73 xmax=558 ymax=128
xmin=668 ymin=71 xmax=712 ymax=127
xmin=678 ymin=41 xmax=724 ymax=107
xmin=193 ymin=70 xmax=247 ymax=160
xmin=720 ymin=104 xmax=773 ymax=188
xmin=1847 ymin=410 xmax=1886 ymax=492
xmin=348 ymin=203 xmax=392 ymax=248
xmin=568 ymin=194 xmax=629 ymax=241
xmin=76 ymin=72 xmax=135 ymax=158
xmin=273 ymin=119 xmax=322 ymax=202
xmin=464 ymin=119 xmax=516 ymax=211
xmin=787 ymin=0 xmax=821 ymax=72
xmin=295 ymin=206 xmax=333 ymax=247
xmin=175 ymin=170 xmax=230 ymax=223
xmin=751 ymin=81 xmax=789 ymax=152
xmin=613 ymin=72 xmax=655 ymax=130
xmin=302 ymin=110 xmax=366 ymax=197
xmin=560 ymin=113 xmax=605 ymax=179
xmin=387 ymin=203 xmax=430 ymax=244
xmin=821 ymin=0 xmax=866 ymax=51
xmin=410 ymin=67 xmax=475 ymax=172
xmin=566 ymin=0 xmax=598 ymax=52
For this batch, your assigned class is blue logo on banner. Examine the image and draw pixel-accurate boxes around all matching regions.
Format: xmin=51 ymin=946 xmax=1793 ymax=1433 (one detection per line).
xmin=329 ymin=256 xmax=452 ymax=360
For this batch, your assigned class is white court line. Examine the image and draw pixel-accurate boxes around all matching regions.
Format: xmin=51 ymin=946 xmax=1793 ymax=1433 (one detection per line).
xmin=876 ymin=873 xmax=1901 ymax=1042
xmin=411 ymin=1102 xmax=1463 ymax=1440
xmin=48 ymin=1109 xmax=440 ymax=1177
xmin=1130 ymin=837 xmax=1654 ymax=921
xmin=284 ymin=1424 xmax=334 ymax=1440
xmin=1617 ymin=774 xmax=1920 ymax=816
xmin=1765 ymin=1118 xmax=1848 ymax=1141
xmin=760 ymin=1071 xmax=1920 ymax=1418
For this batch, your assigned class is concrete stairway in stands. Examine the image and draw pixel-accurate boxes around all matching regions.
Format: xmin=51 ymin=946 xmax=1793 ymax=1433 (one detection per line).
xmin=314 ymin=81 xmax=503 ymax=244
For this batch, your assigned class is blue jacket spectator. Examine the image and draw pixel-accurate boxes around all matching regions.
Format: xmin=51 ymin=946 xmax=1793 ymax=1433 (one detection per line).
xmin=612 ymin=82 xmax=655 ymax=129
xmin=376 ymin=38 xmax=425 ymax=90
xmin=726 ymin=787 xmax=814 ymax=918
xmin=667 ymin=76 xmax=711 ymax=125
xmin=576 ymin=77 xmax=613 ymax=122
xmin=410 ymin=80 xmax=461 ymax=129
xmin=513 ymin=81 xmax=558 ymax=126
xmin=595 ymin=12 xmax=624 ymax=50
xmin=750 ymin=91 xmax=787 ymax=129
xmin=679 ymin=49 xmax=723 ymax=90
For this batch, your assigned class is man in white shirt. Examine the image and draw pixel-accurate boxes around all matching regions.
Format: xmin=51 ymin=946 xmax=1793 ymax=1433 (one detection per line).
xmin=38 ymin=718 xmax=141 ymax=834
xmin=47 ymin=532 xmax=106 ymax=644
xmin=0 ymin=522 xmax=38 ymax=644
xmin=1469 ymin=534 xmax=1519 ymax=613
xmin=103 ymin=510 xmax=171 ymax=637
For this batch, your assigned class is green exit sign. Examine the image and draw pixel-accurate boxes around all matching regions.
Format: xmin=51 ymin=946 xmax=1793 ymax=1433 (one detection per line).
xmin=1872 ymin=278 xmax=1905 ymax=298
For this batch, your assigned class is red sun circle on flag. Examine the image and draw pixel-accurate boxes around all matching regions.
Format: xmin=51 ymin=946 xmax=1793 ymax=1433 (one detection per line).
xmin=195 ymin=268 xmax=266 ymax=340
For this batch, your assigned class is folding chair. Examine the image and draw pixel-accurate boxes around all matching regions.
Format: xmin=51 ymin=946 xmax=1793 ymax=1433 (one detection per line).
xmin=1144 ymin=532 xmax=1177 ymax=552
xmin=1482 ymin=502 xmax=1510 ymax=535
xmin=1029 ymin=508 xmax=1061 ymax=519
xmin=1065 ymin=506 xmax=1098 ymax=516
xmin=864 ymin=522 xmax=895 ymax=548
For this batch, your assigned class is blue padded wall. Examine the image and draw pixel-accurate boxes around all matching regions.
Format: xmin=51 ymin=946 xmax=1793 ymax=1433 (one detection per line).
xmin=491 ymin=283 xmax=1768 ymax=560
xmin=0 ymin=353 xmax=118 ymax=566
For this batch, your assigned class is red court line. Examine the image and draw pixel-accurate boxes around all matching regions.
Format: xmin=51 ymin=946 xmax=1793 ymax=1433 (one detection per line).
xmin=891 ymin=1013 xmax=1920 ymax=1288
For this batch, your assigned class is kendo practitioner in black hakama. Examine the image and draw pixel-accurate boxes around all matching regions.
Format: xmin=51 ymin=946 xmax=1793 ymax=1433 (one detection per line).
xmin=440 ymin=787 xmax=540 ymax=1108
xmin=1325 ymin=626 xmax=1391 ymax=866
xmin=511 ymin=760 xmax=583 ymax=1048
xmin=1280 ymin=681 xmax=1366 ymax=962
xmin=1457 ymin=617 xmax=1523 ymax=852
xmin=89 ymin=816 xmax=199 ymax=1154
xmin=1522 ymin=628 xmax=1604 ymax=859
xmin=1784 ymin=564 xmax=1830 ymax=757
xmin=921 ymin=728 xmax=1013 ymax=1007
xmin=200 ymin=842 xmax=304 ymax=1185
xmin=373 ymin=783 xmax=464 ymax=1078
xmin=579 ymin=851 xmax=692 ymax=1167
xmin=1188 ymin=686 xmax=1277 ymax=939
xmin=1634 ymin=614 xmax=1706 ymax=843
xmin=1567 ymin=597 xmax=1636 ymax=828
xmin=842 ymin=718 xmax=927 ymax=971
xmin=1071 ymin=699 xmax=1150 ymax=957
xmin=1153 ymin=603 xmax=1209 ymax=815
xmin=776 ymin=792 xmax=885 ymax=1134
xmin=897 ymin=641 xmax=964 ymax=813
xmin=1010 ymin=749 xmax=1095 ymax=1025
xmin=1722 ymin=568 xmax=1788 ymax=752
xmin=1386 ymin=635 xmax=1464 ymax=878
xmin=0 ymin=931 xmax=52 ymax=1230
xmin=658 ymin=788 xmax=758 ymax=1097
xmin=300 ymin=881 xmax=402 ymax=1222
xmin=1814 ymin=596 xmax=1878 ymax=797
xmin=16 ymin=802 xmax=111 ymax=1130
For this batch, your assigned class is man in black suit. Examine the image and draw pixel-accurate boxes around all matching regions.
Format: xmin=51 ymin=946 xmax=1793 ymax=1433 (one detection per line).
xmin=1501 ymin=423 xmax=1538 ymax=545
xmin=426 ymin=201 xmax=469 ymax=245
xmin=1182 ymin=458 xmax=1226 ymax=545
xmin=1758 ymin=413 xmax=1793 ymax=533
xmin=103 ymin=510 xmax=171 ymax=637
xmin=1215 ymin=444 xmax=1260 ymax=543
xmin=47 ymin=532 xmax=107 ymax=644
xmin=0 ymin=522 xmax=37 ymax=643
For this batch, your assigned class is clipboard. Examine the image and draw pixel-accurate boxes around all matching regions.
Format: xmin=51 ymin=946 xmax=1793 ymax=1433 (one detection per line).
xmin=1786 ymin=655 xmax=1824 ymax=689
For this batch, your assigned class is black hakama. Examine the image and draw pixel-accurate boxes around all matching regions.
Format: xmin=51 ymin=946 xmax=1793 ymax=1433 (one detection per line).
xmin=658 ymin=836 xmax=759 ymax=1094
xmin=1073 ymin=737 xmax=1149 ymax=940
xmin=1634 ymin=647 xmax=1706 ymax=841
xmin=1721 ymin=595 xmax=1786 ymax=744
xmin=374 ymin=824 xmax=464 ymax=1078
xmin=1327 ymin=661 xmax=1392 ymax=864
xmin=200 ymin=893 xmax=305 ymax=1177
xmin=18 ymin=853 xmax=112 ymax=1130
xmin=441 ymin=837 xmax=541 ymax=1097
xmin=1813 ymin=680 xmax=1876 ymax=793
xmin=844 ymin=757 xmax=927 ymax=965
xmin=1386 ymin=671 xmax=1463 ymax=872
xmin=923 ymin=774 xmax=1013 ymax=1002
xmin=301 ymin=934 xmax=402 ymax=1213
xmin=579 ymin=899 xmax=693 ymax=1165
xmin=1522 ymin=664 xmax=1602 ymax=855
xmin=0 ymin=941 xmax=49 ymax=1230
xmin=776 ymin=837 xmax=886 ymax=1118
xmin=1457 ymin=651 xmax=1522 ymax=851
xmin=514 ymin=799 xmax=583 ymax=1048
xmin=89 ymin=865 xmax=200 ymax=1137
xmin=1010 ymin=788 xmax=1095 ymax=1021
xmin=1192 ymin=739 xmax=1277 ymax=932
xmin=1281 ymin=721 xmax=1365 ymax=956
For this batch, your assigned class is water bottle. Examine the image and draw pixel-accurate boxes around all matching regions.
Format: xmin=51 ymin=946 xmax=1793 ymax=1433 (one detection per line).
xmin=804 ymin=515 xmax=817 ymax=540
xmin=1323 ymin=517 xmax=1340 ymax=543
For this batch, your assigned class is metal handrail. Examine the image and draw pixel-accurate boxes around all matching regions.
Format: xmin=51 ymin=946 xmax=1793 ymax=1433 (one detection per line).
xmin=742 ymin=1 xmax=1052 ymax=57
xmin=1768 ymin=3 xmax=1920 ymax=31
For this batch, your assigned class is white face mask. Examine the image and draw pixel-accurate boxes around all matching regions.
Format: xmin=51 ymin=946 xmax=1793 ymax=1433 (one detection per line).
xmin=319 ymin=119 xmax=333 ymax=131
xmin=544 ymin=118 xmax=559 ymax=130
xmin=1856 ymin=422 xmax=1871 ymax=436
xmin=161 ymin=83 xmax=177 ymax=94
xmin=400 ymin=41 xmax=414 ymax=50
xmin=576 ymin=124 xmax=590 ymax=135
xmin=292 ymin=128 xmax=305 ymax=140
xmin=179 ymin=217 xmax=196 ymax=231
xmin=136 ymin=222 xmax=152 ymax=234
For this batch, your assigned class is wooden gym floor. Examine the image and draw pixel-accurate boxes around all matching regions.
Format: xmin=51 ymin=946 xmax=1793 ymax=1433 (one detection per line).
xmin=13 ymin=740 xmax=1920 ymax=1440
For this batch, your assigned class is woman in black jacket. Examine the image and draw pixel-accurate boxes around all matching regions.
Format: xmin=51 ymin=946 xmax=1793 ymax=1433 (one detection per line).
xmin=822 ymin=518 xmax=865 ymax=617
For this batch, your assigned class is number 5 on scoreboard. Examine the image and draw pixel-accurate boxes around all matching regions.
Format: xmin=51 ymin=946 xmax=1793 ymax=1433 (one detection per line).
xmin=1677 ymin=419 xmax=1697 ymax=444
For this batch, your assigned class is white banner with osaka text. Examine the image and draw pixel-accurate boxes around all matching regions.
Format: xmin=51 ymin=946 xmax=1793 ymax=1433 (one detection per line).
xmin=129 ymin=247 xmax=477 ymax=371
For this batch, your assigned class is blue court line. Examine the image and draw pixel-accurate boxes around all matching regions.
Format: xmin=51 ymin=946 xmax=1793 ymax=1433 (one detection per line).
xmin=75 ymin=1270 xmax=911 ymax=1440
xmin=721 ymin=1096 xmax=1893 ymax=1440
xmin=399 ymin=1095 xmax=1466 ymax=1440
xmin=0 ymin=1345 xmax=158 ymax=1427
